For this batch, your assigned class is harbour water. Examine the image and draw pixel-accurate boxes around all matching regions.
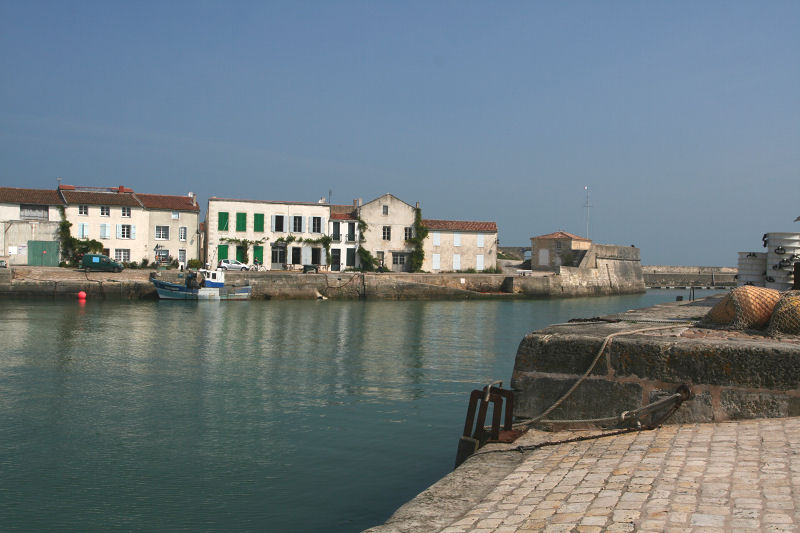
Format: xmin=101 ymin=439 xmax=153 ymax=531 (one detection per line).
xmin=0 ymin=290 xmax=718 ymax=532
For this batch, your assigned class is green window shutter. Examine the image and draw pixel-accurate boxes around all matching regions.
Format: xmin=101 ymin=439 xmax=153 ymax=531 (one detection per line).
xmin=236 ymin=246 xmax=245 ymax=262
xmin=218 ymin=212 xmax=229 ymax=231
xmin=253 ymin=245 xmax=264 ymax=263
xmin=254 ymin=213 xmax=265 ymax=232
xmin=218 ymin=244 xmax=229 ymax=260
xmin=236 ymin=212 xmax=247 ymax=232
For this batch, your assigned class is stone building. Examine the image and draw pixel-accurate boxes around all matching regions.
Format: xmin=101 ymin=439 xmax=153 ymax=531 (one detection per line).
xmin=422 ymin=219 xmax=498 ymax=272
xmin=357 ymin=194 xmax=418 ymax=272
xmin=530 ymin=231 xmax=592 ymax=270
xmin=329 ymin=203 xmax=361 ymax=271
xmin=0 ymin=187 xmax=63 ymax=266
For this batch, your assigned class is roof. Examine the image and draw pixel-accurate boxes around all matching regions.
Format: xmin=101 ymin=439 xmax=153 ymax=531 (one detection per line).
xmin=532 ymin=231 xmax=591 ymax=241
xmin=0 ymin=187 xmax=64 ymax=206
xmin=362 ymin=193 xmax=418 ymax=210
xmin=59 ymin=186 xmax=142 ymax=207
xmin=136 ymin=193 xmax=199 ymax=212
xmin=423 ymin=219 xmax=497 ymax=232
xmin=330 ymin=204 xmax=357 ymax=220
xmin=208 ymin=197 xmax=330 ymax=208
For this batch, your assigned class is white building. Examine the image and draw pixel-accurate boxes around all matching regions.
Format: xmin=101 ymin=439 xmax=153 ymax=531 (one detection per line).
xmin=205 ymin=197 xmax=330 ymax=269
xmin=0 ymin=187 xmax=63 ymax=266
xmin=358 ymin=194 xmax=418 ymax=272
xmin=329 ymin=203 xmax=361 ymax=271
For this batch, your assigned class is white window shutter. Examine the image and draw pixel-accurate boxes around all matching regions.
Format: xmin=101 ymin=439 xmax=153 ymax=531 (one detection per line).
xmin=131 ymin=225 xmax=136 ymax=239
xmin=116 ymin=224 xmax=122 ymax=239
xmin=477 ymin=234 xmax=484 ymax=248
xmin=271 ymin=215 xmax=276 ymax=231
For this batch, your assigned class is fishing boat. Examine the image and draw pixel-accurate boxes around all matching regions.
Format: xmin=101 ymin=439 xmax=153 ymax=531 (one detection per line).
xmin=151 ymin=269 xmax=252 ymax=300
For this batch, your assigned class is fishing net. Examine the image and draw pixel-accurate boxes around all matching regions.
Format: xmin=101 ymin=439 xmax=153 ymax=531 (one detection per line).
xmin=706 ymin=285 xmax=781 ymax=330
xmin=767 ymin=291 xmax=800 ymax=336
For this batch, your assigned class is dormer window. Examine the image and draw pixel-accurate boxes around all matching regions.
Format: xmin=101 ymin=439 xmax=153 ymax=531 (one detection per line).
xmin=100 ymin=206 xmax=110 ymax=217
xmin=122 ymin=207 xmax=131 ymax=217
xmin=78 ymin=205 xmax=88 ymax=215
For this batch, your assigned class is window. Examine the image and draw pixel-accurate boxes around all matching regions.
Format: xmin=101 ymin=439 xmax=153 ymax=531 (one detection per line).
xmin=118 ymin=224 xmax=133 ymax=239
xmin=476 ymin=254 xmax=485 ymax=271
xmin=347 ymin=222 xmax=356 ymax=242
xmin=404 ymin=227 xmax=413 ymax=240
xmin=477 ymin=234 xmax=484 ymax=248
xmin=291 ymin=247 xmax=301 ymax=264
xmin=100 ymin=206 xmax=110 ymax=217
xmin=382 ymin=226 xmax=391 ymax=240
xmin=346 ymin=248 xmax=356 ymax=267
xmin=236 ymin=212 xmax=246 ymax=231
xmin=179 ymin=227 xmax=187 ymax=241
xmin=273 ymin=215 xmax=285 ymax=232
xmin=218 ymin=244 xmax=229 ymax=260
xmin=433 ymin=232 xmax=440 ymax=246
xmin=311 ymin=248 xmax=321 ymax=265
xmin=254 ymin=213 xmax=265 ymax=232
xmin=293 ymin=216 xmax=303 ymax=233
xmin=20 ymin=205 xmax=48 ymax=220
xmin=392 ymin=254 xmax=405 ymax=265
xmin=556 ymin=241 xmax=562 ymax=250
xmin=382 ymin=205 xmax=389 ymax=215
xmin=78 ymin=223 xmax=89 ymax=238
xmin=179 ymin=249 xmax=186 ymax=264
xmin=155 ymin=226 xmax=169 ymax=240
xmin=332 ymin=222 xmax=341 ymax=241
xmin=218 ymin=212 xmax=229 ymax=231
xmin=453 ymin=254 xmax=461 ymax=270
xmin=115 ymin=249 xmax=130 ymax=262
xmin=172 ymin=211 xmax=180 ymax=220
xmin=312 ymin=216 xmax=321 ymax=233
xmin=122 ymin=207 xmax=131 ymax=218
xmin=331 ymin=249 xmax=341 ymax=271
xmin=100 ymin=224 xmax=111 ymax=239
xmin=78 ymin=205 xmax=88 ymax=216
xmin=432 ymin=253 xmax=441 ymax=270
xmin=376 ymin=251 xmax=384 ymax=266
xmin=454 ymin=233 xmax=461 ymax=247
xmin=155 ymin=249 xmax=169 ymax=262
xmin=272 ymin=247 xmax=286 ymax=264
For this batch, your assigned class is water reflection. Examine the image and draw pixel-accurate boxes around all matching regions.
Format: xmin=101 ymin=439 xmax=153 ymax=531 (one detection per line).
xmin=0 ymin=290 xmax=722 ymax=532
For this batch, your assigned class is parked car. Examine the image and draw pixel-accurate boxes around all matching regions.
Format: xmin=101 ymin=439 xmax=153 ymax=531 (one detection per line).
xmin=81 ymin=253 xmax=124 ymax=273
xmin=218 ymin=259 xmax=249 ymax=271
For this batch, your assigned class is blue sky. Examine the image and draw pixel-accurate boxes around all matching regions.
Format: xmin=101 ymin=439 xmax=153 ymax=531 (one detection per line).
xmin=1 ymin=1 xmax=798 ymax=265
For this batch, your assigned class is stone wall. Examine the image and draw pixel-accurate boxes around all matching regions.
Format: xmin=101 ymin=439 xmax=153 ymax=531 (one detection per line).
xmin=643 ymin=265 xmax=737 ymax=287
xmin=510 ymin=296 xmax=800 ymax=425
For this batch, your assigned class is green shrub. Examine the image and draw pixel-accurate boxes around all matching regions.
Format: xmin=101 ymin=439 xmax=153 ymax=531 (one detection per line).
xmin=187 ymin=259 xmax=204 ymax=270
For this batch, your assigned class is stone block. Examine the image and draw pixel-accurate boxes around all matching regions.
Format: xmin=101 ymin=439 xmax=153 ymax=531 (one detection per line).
xmin=720 ymin=390 xmax=789 ymax=420
xmin=649 ymin=389 xmax=714 ymax=424
xmin=515 ymin=334 xmax=610 ymax=376
xmin=511 ymin=374 xmax=642 ymax=420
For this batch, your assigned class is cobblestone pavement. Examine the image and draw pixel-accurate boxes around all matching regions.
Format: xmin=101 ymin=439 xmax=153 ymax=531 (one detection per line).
xmin=441 ymin=418 xmax=800 ymax=532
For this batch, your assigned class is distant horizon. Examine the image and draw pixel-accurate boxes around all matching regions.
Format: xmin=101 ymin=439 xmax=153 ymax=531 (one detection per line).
xmin=2 ymin=1 xmax=798 ymax=267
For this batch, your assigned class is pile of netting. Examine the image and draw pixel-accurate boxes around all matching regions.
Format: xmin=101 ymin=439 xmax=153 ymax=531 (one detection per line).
xmin=705 ymin=286 xmax=782 ymax=330
xmin=706 ymin=286 xmax=800 ymax=335
xmin=767 ymin=291 xmax=800 ymax=335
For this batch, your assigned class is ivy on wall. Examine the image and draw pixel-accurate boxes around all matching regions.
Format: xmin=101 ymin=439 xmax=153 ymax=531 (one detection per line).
xmin=407 ymin=208 xmax=428 ymax=272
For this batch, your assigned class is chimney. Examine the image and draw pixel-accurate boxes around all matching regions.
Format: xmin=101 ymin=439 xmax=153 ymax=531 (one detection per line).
xmin=188 ymin=192 xmax=196 ymax=206
xmin=353 ymin=199 xmax=358 ymax=206
xmin=415 ymin=202 xmax=419 ymax=209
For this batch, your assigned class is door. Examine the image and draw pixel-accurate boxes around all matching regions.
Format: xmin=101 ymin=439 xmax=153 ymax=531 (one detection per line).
xmin=331 ymin=249 xmax=341 ymax=271
xmin=27 ymin=240 xmax=59 ymax=266
xmin=538 ymin=248 xmax=549 ymax=266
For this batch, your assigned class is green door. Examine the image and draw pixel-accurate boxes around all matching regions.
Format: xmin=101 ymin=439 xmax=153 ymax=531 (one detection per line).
xmin=253 ymin=245 xmax=264 ymax=264
xmin=236 ymin=246 xmax=245 ymax=262
xmin=27 ymin=240 xmax=59 ymax=266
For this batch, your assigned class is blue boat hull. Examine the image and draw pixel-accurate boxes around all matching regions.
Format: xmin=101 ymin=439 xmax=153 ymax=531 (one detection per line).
xmin=151 ymin=278 xmax=251 ymax=300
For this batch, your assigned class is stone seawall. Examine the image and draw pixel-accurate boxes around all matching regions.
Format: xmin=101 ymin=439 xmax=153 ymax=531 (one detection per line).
xmin=511 ymin=295 xmax=800 ymax=425
xmin=643 ymin=265 xmax=737 ymax=287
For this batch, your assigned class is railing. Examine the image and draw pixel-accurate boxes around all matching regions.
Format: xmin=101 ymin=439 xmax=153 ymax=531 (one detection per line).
xmin=346 ymin=234 xmax=356 ymax=242
xmin=331 ymin=233 xmax=341 ymax=242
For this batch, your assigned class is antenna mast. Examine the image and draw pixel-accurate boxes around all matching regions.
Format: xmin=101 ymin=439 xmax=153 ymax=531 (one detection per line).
xmin=584 ymin=186 xmax=591 ymax=239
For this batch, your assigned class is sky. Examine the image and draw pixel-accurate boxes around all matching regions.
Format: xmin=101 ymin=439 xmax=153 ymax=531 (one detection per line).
xmin=1 ymin=1 xmax=798 ymax=266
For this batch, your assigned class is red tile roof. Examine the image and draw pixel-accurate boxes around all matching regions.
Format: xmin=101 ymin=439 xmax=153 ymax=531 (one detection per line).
xmin=330 ymin=213 xmax=356 ymax=220
xmin=60 ymin=189 xmax=142 ymax=207
xmin=136 ymin=193 xmax=199 ymax=212
xmin=423 ymin=219 xmax=497 ymax=232
xmin=532 ymin=231 xmax=590 ymax=241
xmin=0 ymin=187 xmax=64 ymax=205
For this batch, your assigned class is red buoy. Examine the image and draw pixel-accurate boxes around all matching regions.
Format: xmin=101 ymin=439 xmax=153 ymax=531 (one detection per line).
xmin=78 ymin=291 xmax=87 ymax=300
